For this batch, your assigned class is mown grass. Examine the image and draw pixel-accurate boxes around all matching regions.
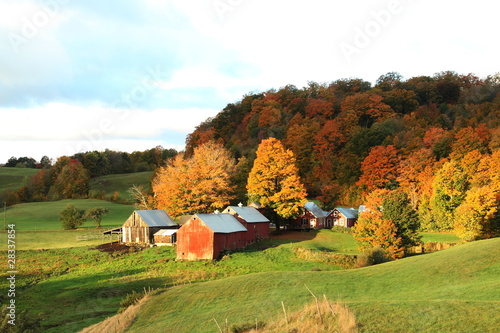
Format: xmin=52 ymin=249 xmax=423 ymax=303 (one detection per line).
xmin=0 ymin=167 xmax=38 ymax=193
xmin=2 ymin=199 xmax=134 ymax=232
xmin=127 ymin=238 xmax=500 ymax=333
xmin=89 ymin=171 xmax=153 ymax=201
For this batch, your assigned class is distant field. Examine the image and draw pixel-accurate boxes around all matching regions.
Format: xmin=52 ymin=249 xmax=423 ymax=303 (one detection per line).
xmin=0 ymin=230 xmax=120 ymax=251
xmin=2 ymin=199 xmax=135 ymax=231
xmin=0 ymin=166 xmax=38 ymax=193
xmin=89 ymin=171 xmax=153 ymax=202
xmin=420 ymin=232 xmax=461 ymax=243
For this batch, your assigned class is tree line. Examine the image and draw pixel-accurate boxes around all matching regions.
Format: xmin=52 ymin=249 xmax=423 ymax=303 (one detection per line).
xmin=2 ymin=146 xmax=177 ymax=204
xmin=183 ymin=71 xmax=500 ymax=246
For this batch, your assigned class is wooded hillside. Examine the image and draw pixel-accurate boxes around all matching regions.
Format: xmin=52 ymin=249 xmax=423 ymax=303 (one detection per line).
xmin=186 ymin=71 xmax=500 ymax=234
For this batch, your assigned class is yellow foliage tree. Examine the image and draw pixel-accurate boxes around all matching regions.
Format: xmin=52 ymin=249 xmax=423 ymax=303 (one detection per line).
xmin=247 ymin=138 xmax=307 ymax=221
xmin=152 ymin=141 xmax=235 ymax=219
xmin=454 ymin=186 xmax=498 ymax=241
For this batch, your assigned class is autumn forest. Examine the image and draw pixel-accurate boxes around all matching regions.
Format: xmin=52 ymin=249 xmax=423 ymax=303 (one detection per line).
xmin=184 ymin=71 xmax=500 ymax=243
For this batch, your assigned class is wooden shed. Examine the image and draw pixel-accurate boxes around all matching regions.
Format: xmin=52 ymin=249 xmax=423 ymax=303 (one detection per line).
xmin=122 ymin=210 xmax=178 ymax=245
xmin=153 ymin=229 xmax=177 ymax=246
xmin=176 ymin=213 xmax=248 ymax=261
xmin=223 ymin=205 xmax=270 ymax=242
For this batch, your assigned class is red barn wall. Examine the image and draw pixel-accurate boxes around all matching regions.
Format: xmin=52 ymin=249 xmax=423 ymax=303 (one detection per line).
xmin=176 ymin=219 xmax=214 ymax=261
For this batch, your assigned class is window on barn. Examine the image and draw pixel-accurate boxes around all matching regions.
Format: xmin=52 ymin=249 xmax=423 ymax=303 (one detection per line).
xmin=302 ymin=218 xmax=308 ymax=225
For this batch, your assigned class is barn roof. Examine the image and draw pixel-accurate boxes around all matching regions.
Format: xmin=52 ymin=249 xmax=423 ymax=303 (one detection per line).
xmin=304 ymin=202 xmax=327 ymax=218
xmin=154 ymin=229 xmax=177 ymax=236
xmin=224 ymin=206 xmax=270 ymax=223
xmin=136 ymin=210 xmax=177 ymax=227
xmin=336 ymin=208 xmax=359 ymax=219
xmin=195 ymin=213 xmax=247 ymax=233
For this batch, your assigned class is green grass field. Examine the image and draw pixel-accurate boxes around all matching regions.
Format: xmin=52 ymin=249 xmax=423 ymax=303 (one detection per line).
xmin=128 ymin=238 xmax=500 ymax=333
xmin=2 ymin=199 xmax=134 ymax=231
xmin=0 ymin=167 xmax=38 ymax=193
xmin=1 ymin=225 xmax=497 ymax=332
xmin=89 ymin=171 xmax=153 ymax=201
xmin=0 ymin=230 xmax=354 ymax=332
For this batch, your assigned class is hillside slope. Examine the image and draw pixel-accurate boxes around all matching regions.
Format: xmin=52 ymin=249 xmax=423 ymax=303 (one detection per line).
xmin=127 ymin=238 xmax=500 ymax=333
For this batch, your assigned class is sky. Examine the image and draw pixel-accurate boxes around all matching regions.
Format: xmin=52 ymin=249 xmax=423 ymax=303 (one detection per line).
xmin=0 ymin=0 xmax=498 ymax=164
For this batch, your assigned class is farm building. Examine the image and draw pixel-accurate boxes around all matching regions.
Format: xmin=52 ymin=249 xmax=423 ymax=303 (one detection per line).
xmin=122 ymin=210 xmax=178 ymax=245
xmin=176 ymin=213 xmax=248 ymax=261
xmin=153 ymin=229 xmax=177 ymax=246
xmin=289 ymin=202 xmax=329 ymax=230
xmin=328 ymin=208 xmax=360 ymax=228
xmin=223 ymin=204 xmax=271 ymax=241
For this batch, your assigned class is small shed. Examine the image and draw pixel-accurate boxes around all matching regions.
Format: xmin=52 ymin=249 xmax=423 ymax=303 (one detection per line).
xmin=176 ymin=213 xmax=248 ymax=261
xmin=153 ymin=229 xmax=177 ymax=246
xmin=223 ymin=205 xmax=270 ymax=241
xmin=122 ymin=210 xmax=178 ymax=244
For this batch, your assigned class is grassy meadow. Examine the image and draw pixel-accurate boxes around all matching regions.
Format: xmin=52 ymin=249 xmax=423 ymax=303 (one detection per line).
xmin=0 ymin=173 xmax=491 ymax=332
xmin=0 ymin=229 xmax=357 ymax=332
xmin=2 ymin=199 xmax=134 ymax=231
xmin=127 ymin=238 xmax=500 ymax=333
xmin=0 ymin=167 xmax=38 ymax=193
xmin=89 ymin=171 xmax=153 ymax=201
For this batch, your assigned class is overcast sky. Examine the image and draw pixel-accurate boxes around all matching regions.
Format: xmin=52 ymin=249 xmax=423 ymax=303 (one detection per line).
xmin=0 ymin=0 xmax=498 ymax=164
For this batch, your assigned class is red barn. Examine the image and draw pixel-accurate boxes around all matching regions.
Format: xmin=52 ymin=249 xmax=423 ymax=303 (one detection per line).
xmin=289 ymin=202 xmax=328 ymax=230
xmin=223 ymin=205 xmax=270 ymax=241
xmin=176 ymin=213 xmax=248 ymax=261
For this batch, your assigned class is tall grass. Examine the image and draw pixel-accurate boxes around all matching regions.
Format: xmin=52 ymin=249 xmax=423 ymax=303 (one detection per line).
xmin=224 ymin=295 xmax=357 ymax=333
xmin=79 ymin=294 xmax=152 ymax=333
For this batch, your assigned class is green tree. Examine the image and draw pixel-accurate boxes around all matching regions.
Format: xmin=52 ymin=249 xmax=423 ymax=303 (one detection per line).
xmin=382 ymin=191 xmax=421 ymax=249
xmin=431 ymin=160 xmax=469 ymax=230
xmin=247 ymin=138 xmax=307 ymax=226
xmin=84 ymin=207 xmax=109 ymax=229
xmin=60 ymin=204 xmax=86 ymax=230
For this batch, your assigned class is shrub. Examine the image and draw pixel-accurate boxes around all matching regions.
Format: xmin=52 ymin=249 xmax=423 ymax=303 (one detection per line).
xmin=110 ymin=191 xmax=121 ymax=202
xmin=59 ymin=204 xmax=86 ymax=230
xmin=356 ymin=246 xmax=390 ymax=268
xmin=119 ymin=291 xmax=143 ymax=313
xmin=230 ymin=321 xmax=266 ymax=333
xmin=88 ymin=190 xmax=105 ymax=199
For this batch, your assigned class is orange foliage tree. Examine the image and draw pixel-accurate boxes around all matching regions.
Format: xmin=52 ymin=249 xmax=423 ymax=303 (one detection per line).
xmin=153 ymin=141 xmax=236 ymax=219
xmin=339 ymin=92 xmax=394 ymax=128
xmin=247 ymin=138 xmax=307 ymax=222
xmin=353 ymin=189 xmax=404 ymax=259
xmin=357 ymin=145 xmax=399 ymax=192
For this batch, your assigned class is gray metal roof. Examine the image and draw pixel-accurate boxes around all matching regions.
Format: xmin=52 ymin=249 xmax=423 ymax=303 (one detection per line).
xmin=195 ymin=213 xmax=247 ymax=233
xmin=224 ymin=206 xmax=270 ymax=223
xmin=136 ymin=210 xmax=177 ymax=227
xmin=154 ymin=229 xmax=177 ymax=236
xmin=304 ymin=202 xmax=327 ymax=218
xmin=335 ymin=208 xmax=359 ymax=219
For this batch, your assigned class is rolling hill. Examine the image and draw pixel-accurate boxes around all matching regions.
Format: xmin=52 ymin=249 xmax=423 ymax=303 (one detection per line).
xmin=0 ymin=167 xmax=38 ymax=193
xmin=126 ymin=238 xmax=500 ymax=333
